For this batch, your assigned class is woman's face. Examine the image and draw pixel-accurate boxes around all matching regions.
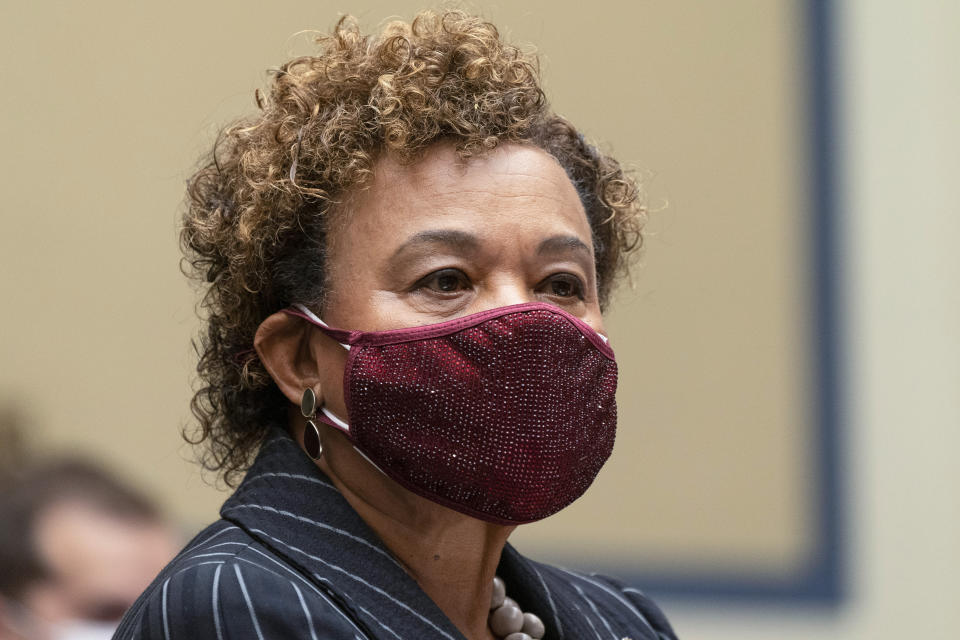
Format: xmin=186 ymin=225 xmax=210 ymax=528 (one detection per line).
xmin=313 ymin=141 xmax=605 ymax=418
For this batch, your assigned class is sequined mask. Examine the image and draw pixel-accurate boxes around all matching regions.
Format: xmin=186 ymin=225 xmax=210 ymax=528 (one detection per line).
xmin=286 ymin=302 xmax=618 ymax=525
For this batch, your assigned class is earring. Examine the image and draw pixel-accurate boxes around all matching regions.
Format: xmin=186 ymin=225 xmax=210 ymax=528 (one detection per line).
xmin=300 ymin=388 xmax=323 ymax=460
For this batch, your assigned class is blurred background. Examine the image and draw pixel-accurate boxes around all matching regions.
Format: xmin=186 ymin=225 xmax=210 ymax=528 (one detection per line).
xmin=1 ymin=1 xmax=957 ymax=638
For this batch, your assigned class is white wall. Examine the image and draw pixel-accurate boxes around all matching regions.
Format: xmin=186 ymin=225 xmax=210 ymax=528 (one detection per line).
xmin=667 ymin=1 xmax=960 ymax=638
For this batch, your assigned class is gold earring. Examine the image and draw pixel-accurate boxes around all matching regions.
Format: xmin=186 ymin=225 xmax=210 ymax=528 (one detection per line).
xmin=300 ymin=388 xmax=322 ymax=460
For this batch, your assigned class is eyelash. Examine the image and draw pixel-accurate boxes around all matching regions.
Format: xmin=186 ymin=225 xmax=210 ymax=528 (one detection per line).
xmin=413 ymin=269 xmax=470 ymax=294
xmin=541 ymin=273 xmax=585 ymax=300
xmin=412 ymin=269 xmax=586 ymax=300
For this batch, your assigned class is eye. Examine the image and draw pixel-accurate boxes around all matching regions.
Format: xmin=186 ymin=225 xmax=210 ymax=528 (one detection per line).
xmin=414 ymin=268 xmax=471 ymax=294
xmin=538 ymin=273 xmax=585 ymax=300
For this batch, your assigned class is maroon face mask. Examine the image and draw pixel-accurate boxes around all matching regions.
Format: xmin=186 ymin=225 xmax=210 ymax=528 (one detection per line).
xmin=286 ymin=302 xmax=618 ymax=525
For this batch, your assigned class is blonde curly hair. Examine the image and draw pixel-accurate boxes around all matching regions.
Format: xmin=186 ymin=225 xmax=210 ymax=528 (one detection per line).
xmin=182 ymin=10 xmax=646 ymax=485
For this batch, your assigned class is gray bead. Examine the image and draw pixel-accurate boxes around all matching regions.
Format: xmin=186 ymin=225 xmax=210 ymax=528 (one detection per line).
xmin=504 ymin=634 xmax=533 ymax=640
xmin=489 ymin=604 xmax=523 ymax=637
xmin=491 ymin=576 xmax=506 ymax=609
xmin=521 ymin=612 xmax=545 ymax=639
xmin=502 ymin=596 xmax=518 ymax=610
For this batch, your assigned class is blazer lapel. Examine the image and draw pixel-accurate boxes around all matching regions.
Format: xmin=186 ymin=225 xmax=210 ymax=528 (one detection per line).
xmin=498 ymin=543 xmax=608 ymax=640
xmin=220 ymin=429 xmax=466 ymax=640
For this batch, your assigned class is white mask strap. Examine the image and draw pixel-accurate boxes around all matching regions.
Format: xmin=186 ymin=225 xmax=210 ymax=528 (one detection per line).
xmin=319 ymin=410 xmax=380 ymax=475
xmin=321 ymin=407 xmax=350 ymax=431
xmin=292 ymin=303 xmax=350 ymax=350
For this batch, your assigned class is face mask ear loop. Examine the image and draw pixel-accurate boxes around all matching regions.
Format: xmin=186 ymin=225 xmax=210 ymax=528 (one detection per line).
xmin=291 ymin=304 xmax=351 ymax=350
xmin=290 ymin=303 xmax=354 ymax=434
xmin=320 ymin=407 xmax=349 ymax=430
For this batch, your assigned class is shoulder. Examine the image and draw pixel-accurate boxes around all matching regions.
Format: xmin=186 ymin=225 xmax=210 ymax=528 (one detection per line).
xmin=534 ymin=563 xmax=679 ymax=640
xmin=115 ymin=521 xmax=365 ymax=640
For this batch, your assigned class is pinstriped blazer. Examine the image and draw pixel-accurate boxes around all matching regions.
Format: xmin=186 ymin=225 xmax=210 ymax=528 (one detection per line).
xmin=114 ymin=429 xmax=677 ymax=640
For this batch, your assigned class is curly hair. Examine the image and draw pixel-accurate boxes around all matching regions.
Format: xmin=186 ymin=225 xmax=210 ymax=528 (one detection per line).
xmin=181 ymin=10 xmax=646 ymax=485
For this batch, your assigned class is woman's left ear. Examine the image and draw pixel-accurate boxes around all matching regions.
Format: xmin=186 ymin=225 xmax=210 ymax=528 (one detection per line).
xmin=254 ymin=311 xmax=322 ymax=407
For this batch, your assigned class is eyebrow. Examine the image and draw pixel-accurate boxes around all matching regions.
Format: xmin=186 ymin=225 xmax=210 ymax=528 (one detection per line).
xmin=389 ymin=229 xmax=482 ymax=261
xmin=387 ymin=229 xmax=592 ymax=265
xmin=536 ymin=234 xmax=592 ymax=258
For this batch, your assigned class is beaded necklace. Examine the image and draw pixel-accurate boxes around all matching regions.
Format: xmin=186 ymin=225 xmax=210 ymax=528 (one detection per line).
xmin=488 ymin=576 xmax=545 ymax=639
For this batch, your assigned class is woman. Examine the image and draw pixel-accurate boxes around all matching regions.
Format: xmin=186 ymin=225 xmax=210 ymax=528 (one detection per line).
xmin=117 ymin=11 xmax=677 ymax=640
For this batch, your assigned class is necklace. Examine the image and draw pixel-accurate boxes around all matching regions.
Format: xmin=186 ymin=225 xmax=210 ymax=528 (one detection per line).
xmin=488 ymin=576 xmax=545 ymax=639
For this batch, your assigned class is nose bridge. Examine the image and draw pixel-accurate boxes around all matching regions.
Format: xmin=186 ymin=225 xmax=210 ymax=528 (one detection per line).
xmin=480 ymin=272 xmax=533 ymax=311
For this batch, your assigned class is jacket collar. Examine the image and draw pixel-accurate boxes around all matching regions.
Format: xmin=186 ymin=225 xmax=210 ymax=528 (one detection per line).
xmin=220 ymin=428 xmax=584 ymax=640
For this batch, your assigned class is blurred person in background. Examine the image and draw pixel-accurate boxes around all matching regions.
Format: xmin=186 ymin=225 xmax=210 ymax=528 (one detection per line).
xmin=0 ymin=457 xmax=179 ymax=640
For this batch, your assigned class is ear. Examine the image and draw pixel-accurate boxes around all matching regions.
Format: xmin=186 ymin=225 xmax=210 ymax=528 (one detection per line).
xmin=254 ymin=311 xmax=322 ymax=407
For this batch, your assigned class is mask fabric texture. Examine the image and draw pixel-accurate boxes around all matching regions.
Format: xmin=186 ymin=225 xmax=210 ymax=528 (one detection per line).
xmin=286 ymin=302 xmax=618 ymax=524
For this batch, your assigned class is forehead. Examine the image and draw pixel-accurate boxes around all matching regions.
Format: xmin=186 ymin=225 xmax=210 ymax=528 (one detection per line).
xmin=333 ymin=142 xmax=591 ymax=247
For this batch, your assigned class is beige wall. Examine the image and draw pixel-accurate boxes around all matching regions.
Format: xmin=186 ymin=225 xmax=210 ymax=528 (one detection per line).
xmin=1 ymin=0 xmax=812 ymax=564
xmin=2 ymin=1 xmax=957 ymax=638
xmin=673 ymin=1 xmax=960 ymax=638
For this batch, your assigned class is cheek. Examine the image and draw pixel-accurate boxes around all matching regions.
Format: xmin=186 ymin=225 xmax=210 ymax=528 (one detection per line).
xmin=583 ymin=306 xmax=607 ymax=336
xmin=22 ymin=583 xmax=73 ymax=622
xmin=316 ymin=337 xmax=350 ymax=414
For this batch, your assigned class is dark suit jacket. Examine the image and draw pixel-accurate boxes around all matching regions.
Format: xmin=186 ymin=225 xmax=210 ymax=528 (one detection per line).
xmin=115 ymin=429 xmax=677 ymax=639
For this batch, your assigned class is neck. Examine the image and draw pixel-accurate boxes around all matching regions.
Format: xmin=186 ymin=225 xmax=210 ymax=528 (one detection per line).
xmin=313 ymin=425 xmax=513 ymax=640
